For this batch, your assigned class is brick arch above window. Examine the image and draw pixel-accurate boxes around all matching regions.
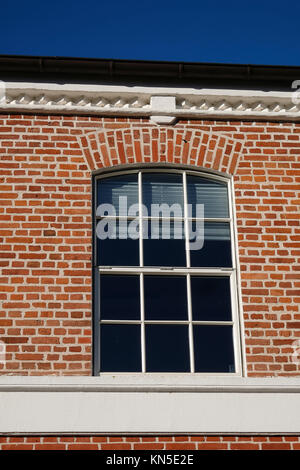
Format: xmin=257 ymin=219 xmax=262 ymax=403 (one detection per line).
xmin=78 ymin=127 xmax=244 ymax=175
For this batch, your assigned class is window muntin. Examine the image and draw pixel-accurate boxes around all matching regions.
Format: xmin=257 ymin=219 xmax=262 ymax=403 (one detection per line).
xmin=94 ymin=168 xmax=241 ymax=375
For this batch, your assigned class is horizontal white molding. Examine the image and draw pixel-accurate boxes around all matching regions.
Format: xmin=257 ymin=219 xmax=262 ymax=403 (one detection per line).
xmin=0 ymin=376 xmax=300 ymax=392
xmin=0 ymin=81 xmax=299 ymax=121
xmin=1 ymin=377 xmax=300 ymax=434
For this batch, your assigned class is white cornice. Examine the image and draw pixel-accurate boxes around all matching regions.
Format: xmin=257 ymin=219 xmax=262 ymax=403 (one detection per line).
xmin=0 ymin=81 xmax=299 ymax=121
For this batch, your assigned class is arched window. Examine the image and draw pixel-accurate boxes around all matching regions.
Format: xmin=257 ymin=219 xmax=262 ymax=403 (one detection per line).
xmin=93 ymin=167 xmax=242 ymax=375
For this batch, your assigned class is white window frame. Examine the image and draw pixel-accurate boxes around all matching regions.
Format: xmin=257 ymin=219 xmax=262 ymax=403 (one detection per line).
xmin=93 ymin=165 xmax=244 ymax=378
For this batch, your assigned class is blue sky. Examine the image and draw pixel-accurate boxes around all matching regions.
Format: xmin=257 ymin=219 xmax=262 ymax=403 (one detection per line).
xmin=1 ymin=0 xmax=300 ymax=66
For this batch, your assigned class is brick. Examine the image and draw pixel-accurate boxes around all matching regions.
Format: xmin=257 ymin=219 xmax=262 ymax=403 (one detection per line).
xmin=133 ymin=444 xmax=164 ymax=450
xmin=165 ymin=443 xmax=196 ymax=450
xmin=101 ymin=444 xmax=131 ymax=450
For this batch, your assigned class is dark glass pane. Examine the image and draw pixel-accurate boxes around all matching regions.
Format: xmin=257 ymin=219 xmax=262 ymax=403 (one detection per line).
xmin=96 ymin=220 xmax=139 ymax=266
xmin=142 ymin=173 xmax=184 ymax=213
xmin=100 ymin=324 xmax=141 ymax=372
xmin=187 ymin=175 xmax=229 ymax=218
xmin=144 ymin=276 xmax=188 ymax=321
xmin=100 ymin=275 xmax=140 ymax=320
xmin=191 ymin=276 xmax=232 ymax=321
xmin=146 ymin=325 xmax=190 ymax=372
xmin=97 ymin=174 xmax=138 ymax=216
xmin=189 ymin=222 xmax=232 ymax=267
xmin=143 ymin=219 xmax=186 ymax=267
xmin=193 ymin=325 xmax=235 ymax=373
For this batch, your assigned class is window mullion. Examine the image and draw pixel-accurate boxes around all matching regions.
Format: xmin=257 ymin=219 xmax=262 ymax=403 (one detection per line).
xmin=140 ymin=272 xmax=146 ymax=373
xmin=186 ymin=273 xmax=195 ymax=373
xmin=230 ymin=271 xmax=242 ymax=375
xmin=227 ymin=178 xmax=236 ymax=271
xmin=183 ymin=171 xmax=190 ymax=268
xmin=138 ymin=171 xmax=143 ymax=268
xmin=139 ymin=172 xmax=146 ymax=373
xmin=183 ymin=172 xmax=194 ymax=372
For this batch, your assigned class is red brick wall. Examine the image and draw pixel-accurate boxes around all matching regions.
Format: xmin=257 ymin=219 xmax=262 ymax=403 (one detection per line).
xmin=0 ymin=115 xmax=299 ymax=449
xmin=0 ymin=435 xmax=299 ymax=450
xmin=1 ymin=115 xmax=299 ymax=376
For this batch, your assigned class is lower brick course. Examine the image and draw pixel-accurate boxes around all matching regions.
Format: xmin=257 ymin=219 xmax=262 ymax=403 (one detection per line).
xmin=0 ymin=435 xmax=299 ymax=450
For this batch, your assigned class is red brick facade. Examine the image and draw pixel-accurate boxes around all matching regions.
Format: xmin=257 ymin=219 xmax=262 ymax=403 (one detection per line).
xmin=1 ymin=114 xmax=299 ymax=448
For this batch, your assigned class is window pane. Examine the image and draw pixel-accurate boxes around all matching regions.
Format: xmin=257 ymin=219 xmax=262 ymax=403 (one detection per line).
xmin=189 ymin=222 xmax=232 ymax=267
xmin=187 ymin=175 xmax=229 ymax=218
xmin=193 ymin=325 xmax=235 ymax=373
xmin=100 ymin=324 xmax=141 ymax=372
xmin=143 ymin=219 xmax=186 ymax=267
xmin=146 ymin=325 xmax=190 ymax=372
xmin=100 ymin=275 xmax=140 ymax=320
xmin=96 ymin=220 xmax=139 ymax=266
xmin=142 ymin=173 xmax=183 ymax=213
xmin=191 ymin=276 xmax=232 ymax=321
xmin=97 ymin=174 xmax=138 ymax=216
xmin=144 ymin=276 xmax=188 ymax=321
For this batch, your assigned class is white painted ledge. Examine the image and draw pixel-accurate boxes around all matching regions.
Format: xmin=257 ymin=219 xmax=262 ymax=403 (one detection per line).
xmin=1 ymin=376 xmax=300 ymax=434
xmin=0 ymin=81 xmax=299 ymax=121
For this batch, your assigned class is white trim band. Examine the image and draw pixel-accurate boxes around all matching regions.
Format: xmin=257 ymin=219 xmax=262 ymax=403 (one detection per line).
xmin=1 ymin=377 xmax=300 ymax=434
